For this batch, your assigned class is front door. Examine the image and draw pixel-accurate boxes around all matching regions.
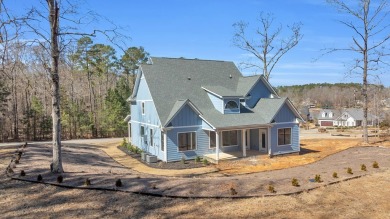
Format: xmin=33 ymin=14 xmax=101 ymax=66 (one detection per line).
xmin=259 ymin=129 xmax=267 ymax=152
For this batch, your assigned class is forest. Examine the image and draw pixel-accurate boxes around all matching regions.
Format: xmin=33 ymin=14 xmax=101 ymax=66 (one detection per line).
xmin=278 ymin=83 xmax=389 ymax=109
xmin=0 ymin=36 xmax=148 ymax=142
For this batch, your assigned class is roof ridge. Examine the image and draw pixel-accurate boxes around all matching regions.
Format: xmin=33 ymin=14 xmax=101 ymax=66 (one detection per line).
xmin=151 ymin=56 xmax=230 ymax=63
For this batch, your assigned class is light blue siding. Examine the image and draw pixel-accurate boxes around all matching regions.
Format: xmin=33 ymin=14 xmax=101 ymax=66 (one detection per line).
xmin=202 ymin=120 xmax=214 ymax=130
xmin=170 ymin=104 xmax=201 ymax=126
xmin=166 ymin=127 xmax=214 ymax=161
xmin=207 ymin=92 xmax=223 ymax=113
xmin=269 ymin=123 xmax=300 ymax=155
xmin=246 ymin=79 xmax=273 ymax=108
xmin=130 ymin=73 xmax=164 ymax=160
xmin=274 ymin=104 xmax=296 ymax=123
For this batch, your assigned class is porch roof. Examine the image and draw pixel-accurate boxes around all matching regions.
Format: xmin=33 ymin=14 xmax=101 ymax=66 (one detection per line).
xmin=201 ymin=97 xmax=288 ymax=129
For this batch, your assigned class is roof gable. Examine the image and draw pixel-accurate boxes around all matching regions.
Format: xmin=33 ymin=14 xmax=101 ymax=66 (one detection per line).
xmin=138 ymin=57 xmax=301 ymax=129
xmin=164 ymin=99 xmax=202 ymax=127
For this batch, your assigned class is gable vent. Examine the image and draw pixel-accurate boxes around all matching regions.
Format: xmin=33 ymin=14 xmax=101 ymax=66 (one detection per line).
xmin=187 ymin=76 xmax=191 ymax=80
xmin=229 ymin=74 xmax=232 ymax=79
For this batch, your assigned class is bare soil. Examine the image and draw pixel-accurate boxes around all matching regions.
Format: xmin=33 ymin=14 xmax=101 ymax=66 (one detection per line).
xmin=1 ymin=138 xmax=390 ymax=218
xmin=118 ymin=145 xmax=207 ymax=169
xmin=1 ymin=168 xmax=390 ymax=218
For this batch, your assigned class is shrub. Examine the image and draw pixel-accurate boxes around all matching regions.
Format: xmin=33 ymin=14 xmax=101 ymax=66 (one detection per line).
xmin=202 ymin=158 xmax=209 ymax=165
xmin=347 ymin=167 xmax=353 ymax=174
xmin=195 ymin=156 xmax=201 ymax=163
xmin=268 ymin=185 xmax=276 ymax=193
xmin=7 ymin=167 xmax=14 ymax=174
xmin=332 ymin=172 xmax=338 ymax=178
xmin=37 ymin=174 xmax=43 ymax=181
xmin=181 ymin=156 xmax=186 ymax=164
xmin=20 ymin=170 xmax=26 ymax=177
xmin=135 ymin=148 xmax=143 ymax=154
xmin=57 ymin=175 xmax=63 ymax=183
xmin=84 ymin=178 xmax=91 ymax=186
xmin=121 ymin=138 xmax=127 ymax=147
xmin=314 ymin=174 xmax=322 ymax=183
xmin=116 ymin=179 xmax=122 ymax=187
xmin=15 ymin=160 xmax=19 ymax=164
xmin=361 ymin=164 xmax=367 ymax=171
xmin=291 ymin=178 xmax=300 ymax=187
xmin=230 ymin=187 xmax=237 ymax=195
xmin=373 ymin=161 xmax=379 ymax=168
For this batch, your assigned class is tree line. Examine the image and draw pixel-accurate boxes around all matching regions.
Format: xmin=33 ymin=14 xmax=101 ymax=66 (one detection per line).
xmin=0 ymin=37 xmax=148 ymax=142
xmin=277 ymin=83 xmax=390 ymax=122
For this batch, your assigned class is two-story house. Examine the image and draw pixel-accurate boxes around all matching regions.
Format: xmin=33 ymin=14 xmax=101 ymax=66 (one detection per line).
xmin=126 ymin=57 xmax=303 ymax=162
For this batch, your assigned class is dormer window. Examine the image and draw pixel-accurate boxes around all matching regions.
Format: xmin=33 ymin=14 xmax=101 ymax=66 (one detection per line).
xmin=225 ymin=101 xmax=238 ymax=109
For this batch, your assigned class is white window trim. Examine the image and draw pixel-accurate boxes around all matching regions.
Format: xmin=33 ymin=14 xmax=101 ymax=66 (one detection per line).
xmin=177 ymin=131 xmax=197 ymax=152
xmin=277 ymin=127 xmax=292 ymax=146
xmin=209 ymin=130 xmax=216 ymax=149
xmin=221 ymin=130 xmax=239 ymax=147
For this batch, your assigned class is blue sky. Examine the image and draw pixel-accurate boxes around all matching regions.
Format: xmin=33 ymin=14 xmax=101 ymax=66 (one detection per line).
xmin=7 ymin=0 xmax=390 ymax=86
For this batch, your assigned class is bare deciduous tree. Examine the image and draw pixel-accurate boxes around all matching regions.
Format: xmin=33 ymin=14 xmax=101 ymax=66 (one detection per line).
xmin=233 ymin=12 xmax=302 ymax=81
xmin=326 ymin=0 xmax=390 ymax=143
xmin=21 ymin=0 xmax=129 ymax=173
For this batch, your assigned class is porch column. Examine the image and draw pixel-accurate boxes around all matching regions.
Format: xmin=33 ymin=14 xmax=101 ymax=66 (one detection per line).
xmin=128 ymin=122 xmax=131 ymax=142
xmin=267 ymin=127 xmax=272 ymax=155
xmin=164 ymin=132 xmax=167 ymax=162
xmin=242 ymin=129 xmax=246 ymax=157
xmin=215 ymin=131 xmax=220 ymax=163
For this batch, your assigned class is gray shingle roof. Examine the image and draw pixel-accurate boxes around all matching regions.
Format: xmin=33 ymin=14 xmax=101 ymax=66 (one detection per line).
xmin=236 ymin=75 xmax=261 ymax=95
xmin=202 ymin=86 xmax=243 ymax=97
xmin=140 ymin=57 xmax=297 ymax=129
xmin=340 ymin=108 xmax=377 ymax=121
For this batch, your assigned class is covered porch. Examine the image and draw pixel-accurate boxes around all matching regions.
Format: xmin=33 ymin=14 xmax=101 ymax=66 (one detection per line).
xmin=204 ymin=150 xmax=264 ymax=163
xmin=206 ymin=127 xmax=271 ymax=163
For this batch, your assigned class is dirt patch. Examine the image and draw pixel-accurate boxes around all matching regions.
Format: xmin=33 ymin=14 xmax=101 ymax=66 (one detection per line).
xmin=215 ymin=138 xmax=390 ymax=174
xmin=6 ymin=142 xmax=390 ymax=198
xmin=1 ymin=167 xmax=389 ymax=218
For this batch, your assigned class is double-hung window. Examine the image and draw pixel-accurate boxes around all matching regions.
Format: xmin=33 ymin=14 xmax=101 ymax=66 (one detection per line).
xmin=150 ymin=129 xmax=153 ymax=146
xmin=161 ymin=131 xmax=164 ymax=151
xmin=209 ymin=131 xmax=216 ymax=148
xmin=178 ymin=132 xmax=196 ymax=151
xmin=222 ymin=130 xmax=238 ymax=146
xmin=278 ymin=128 xmax=291 ymax=146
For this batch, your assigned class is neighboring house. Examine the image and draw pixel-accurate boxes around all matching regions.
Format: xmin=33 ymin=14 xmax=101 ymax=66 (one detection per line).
xmin=315 ymin=109 xmax=340 ymax=127
xmin=126 ymin=57 xmax=304 ymax=162
xmin=334 ymin=108 xmax=379 ymax=127
xmin=310 ymin=107 xmax=379 ymax=127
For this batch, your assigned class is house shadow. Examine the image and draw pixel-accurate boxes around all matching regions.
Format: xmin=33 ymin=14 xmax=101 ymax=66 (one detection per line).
xmin=299 ymin=147 xmax=320 ymax=155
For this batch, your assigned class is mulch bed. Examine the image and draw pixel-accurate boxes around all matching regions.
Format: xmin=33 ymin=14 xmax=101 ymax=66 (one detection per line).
xmin=118 ymin=146 xmax=210 ymax=170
